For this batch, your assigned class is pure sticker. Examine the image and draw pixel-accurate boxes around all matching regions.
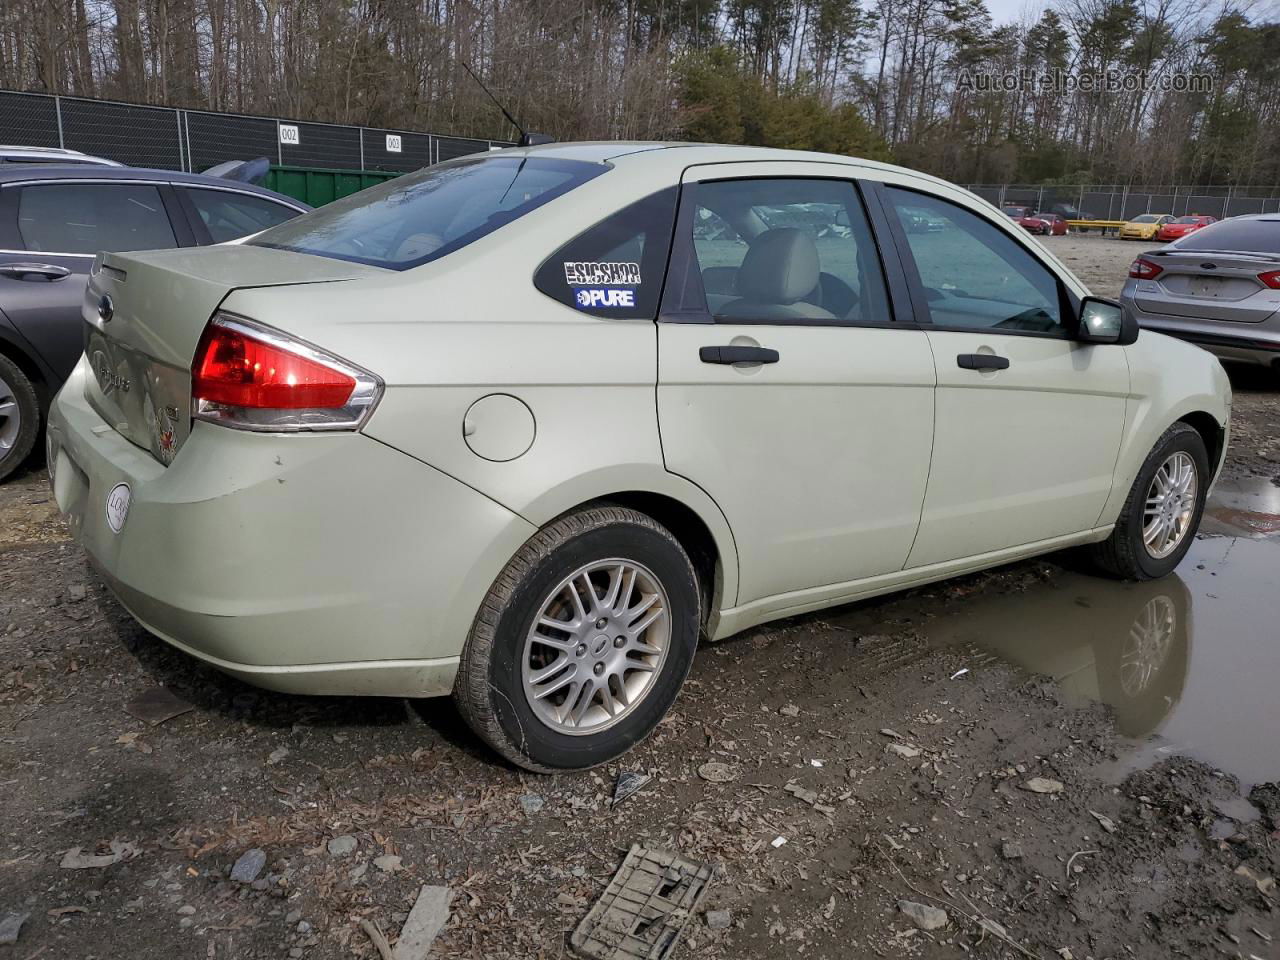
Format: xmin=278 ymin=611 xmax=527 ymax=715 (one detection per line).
xmin=105 ymin=482 xmax=131 ymax=534
xmin=575 ymin=287 xmax=636 ymax=309
xmin=563 ymin=262 xmax=641 ymax=286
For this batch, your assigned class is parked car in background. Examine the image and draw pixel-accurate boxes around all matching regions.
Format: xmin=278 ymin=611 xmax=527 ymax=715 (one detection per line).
xmin=46 ymin=143 xmax=1230 ymax=772
xmin=0 ymin=166 xmax=308 ymax=480
xmin=1120 ymin=214 xmax=1174 ymax=240
xmin=0 ymin=145 xmax=122 ymax=167
xmin=1051 ymin=203 xmax=1100 ymax=221
xmin=1003 ymin=204 xmax=1053 ymax=235
xmin=1157 ymin=215 xmax=1217 ymax=243
xmin=1033 ymin=212 xmax=1068 ymax=236
xmin=1122 ymin=213 xmax=1280 ymax=372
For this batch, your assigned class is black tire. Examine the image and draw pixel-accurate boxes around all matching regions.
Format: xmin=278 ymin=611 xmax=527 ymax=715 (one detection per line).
xmin=0 ymin=353 xmax=40 ymax=483
xmin=454 ymin=505 xmax=700 ymax=773
xmin=1088 ymin=422 xmax=1208 ymax=580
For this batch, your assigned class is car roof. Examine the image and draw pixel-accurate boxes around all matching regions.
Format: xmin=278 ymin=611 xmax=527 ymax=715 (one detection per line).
xmin=0 ymin=164 xmax=308 ymax=207
xmin=497 ymin=141 xmax=960 ymax=192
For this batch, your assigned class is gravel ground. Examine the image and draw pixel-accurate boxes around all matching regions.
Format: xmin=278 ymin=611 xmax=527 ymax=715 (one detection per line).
xmin=1 ymin=233 xmax=1277 ymax=959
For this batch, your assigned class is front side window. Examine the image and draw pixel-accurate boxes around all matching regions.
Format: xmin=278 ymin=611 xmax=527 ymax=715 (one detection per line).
xmin=251 ymin=155 xmax=607 ymax=270
xmin=533 ymin=188 xmax=677 ymax=319
xmin=886 ymin=187 xmax=1065 ymax=335
xmin=185 ymin=188 xmax=300 ymax=243
xmin=668 ymin=178 xmax=891 ymax=324
xmin=17 ymin=183 xmax=175 ymax=254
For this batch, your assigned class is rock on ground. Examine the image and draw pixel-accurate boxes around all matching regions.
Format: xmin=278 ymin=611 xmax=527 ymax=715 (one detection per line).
xmin=230 ymin=848 xmax=266 ymax=883
xmin=0 ymin=912 xmax=29 ymax=945
xmin=897 ymin=899 xmax=948 ymax=931
xmin=704 ymin=909 xmax=732 ymax=930
xmin=326 ymin=835 xmax=357 ymax=857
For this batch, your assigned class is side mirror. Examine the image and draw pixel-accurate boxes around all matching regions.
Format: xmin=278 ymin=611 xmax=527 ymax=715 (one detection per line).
xmin=1077 ymin=296 xmax=1138 ymax=345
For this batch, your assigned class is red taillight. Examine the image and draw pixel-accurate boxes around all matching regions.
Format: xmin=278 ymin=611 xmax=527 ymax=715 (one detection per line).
xmin=1129 ymin=258 xmax=1163 ymax=280
xmin=191 ymin=314 xmax=381 ymax=432
xmin=1259 ymin=270 xmax=1280 ymax=290
xmin=194 ymin=322 xmax=355 ymax=409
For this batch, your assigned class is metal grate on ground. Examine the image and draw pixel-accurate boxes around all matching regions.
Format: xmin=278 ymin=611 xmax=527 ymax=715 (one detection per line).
xmin=570 ymin=845 xmax=714 ymax=960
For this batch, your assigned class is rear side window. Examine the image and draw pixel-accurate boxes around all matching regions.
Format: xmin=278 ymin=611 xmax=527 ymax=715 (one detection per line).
xmin=533 ymin=188 xmax=677 ymax=319
xmin=663 ymin=178 xmax=892 ymax=325
xmin=251 ymin=155 xmax=607 ymax=270
xmin=17 ymin=183 xmax=175 ymax=254
xmin=185 ymin=188 xmax=300 ymax=242
xmin=1176 ymin=218 xmax=1280 ymax=254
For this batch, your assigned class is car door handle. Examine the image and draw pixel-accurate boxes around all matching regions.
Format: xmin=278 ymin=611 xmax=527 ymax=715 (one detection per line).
xmin=699 ymin=345 xmax=780 ymax=365
xmin=956 ymin=353 xmax=1009 ymax=370
xmin=0 ymin=263 xmax=72 ymax=281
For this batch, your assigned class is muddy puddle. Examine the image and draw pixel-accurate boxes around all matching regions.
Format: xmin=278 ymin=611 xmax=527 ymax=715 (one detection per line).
xmin=915 ymin=479 xmax=1280 ymax=786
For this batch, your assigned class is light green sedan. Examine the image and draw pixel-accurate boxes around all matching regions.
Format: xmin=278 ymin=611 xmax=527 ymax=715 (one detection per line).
xmin=46 ymin=143 xmax=1231 ymax=772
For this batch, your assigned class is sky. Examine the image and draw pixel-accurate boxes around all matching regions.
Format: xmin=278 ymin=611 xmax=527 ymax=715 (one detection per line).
xmin=982 ymin=0 xmax=1280 ymax=27
xmin=986 ymin=0 xmax=1045 ymax=26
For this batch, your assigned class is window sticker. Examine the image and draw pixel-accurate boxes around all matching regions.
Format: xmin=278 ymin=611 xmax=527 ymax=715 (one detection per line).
xmin=563 ymin=261 xmax=641 ymax=286
xmin=574 ymin=287 xmax=636 ymax=308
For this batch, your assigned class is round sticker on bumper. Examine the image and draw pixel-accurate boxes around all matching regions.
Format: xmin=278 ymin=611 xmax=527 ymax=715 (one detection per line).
xmin=105 ymin=482 xmax=131 ymax=533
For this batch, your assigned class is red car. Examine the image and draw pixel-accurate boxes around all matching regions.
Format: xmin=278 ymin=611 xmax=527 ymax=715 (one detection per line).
xmin=1002 ymin=205 xmax=1056 ymax=236
xmin=1033 ymin=212 xmax=1068 ymax=236
xmin=1156 ymin=215 xmax=1217 ymax=242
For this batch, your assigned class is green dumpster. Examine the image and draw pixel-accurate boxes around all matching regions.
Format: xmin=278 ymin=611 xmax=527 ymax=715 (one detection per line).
xmin=264 ymin=165 xmax=403 ymax=206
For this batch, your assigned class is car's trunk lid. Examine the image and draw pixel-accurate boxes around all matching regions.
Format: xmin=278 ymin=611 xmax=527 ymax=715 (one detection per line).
xmin=1134 ymin=250 xmax=1280 ymax=323
xmin=83 ymin=245 xmax=384 ymax=463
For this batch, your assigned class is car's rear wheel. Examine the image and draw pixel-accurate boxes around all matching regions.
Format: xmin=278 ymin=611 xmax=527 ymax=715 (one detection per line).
xmin=0 ymin=354 xmax=40 ymax=483
xmin=454 ymin=505 xmax=700 ymax=772
xmin=1087 ymin=423 xmax=1208 ymax=580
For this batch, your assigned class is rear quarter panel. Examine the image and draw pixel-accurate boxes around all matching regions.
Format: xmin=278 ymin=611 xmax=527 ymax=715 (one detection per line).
xmin=219 ymin=166 xmax=742 ymax=607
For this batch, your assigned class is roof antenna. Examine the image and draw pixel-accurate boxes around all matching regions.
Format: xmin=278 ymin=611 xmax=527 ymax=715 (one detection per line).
xmin=461 ymin=62 xmax=555 ymax=148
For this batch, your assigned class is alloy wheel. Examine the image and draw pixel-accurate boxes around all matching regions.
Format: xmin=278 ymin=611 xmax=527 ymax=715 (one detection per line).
xmin=0 ymin=371 xmax=21 ymax=455
xmin=1142 ymin=452 xmax=1198 ymax=559
xmin=521 ymin=558 xmax=671 ymax=735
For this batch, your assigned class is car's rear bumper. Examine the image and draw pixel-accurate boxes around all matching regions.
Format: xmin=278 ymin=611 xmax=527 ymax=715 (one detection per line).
xmin=46 ymin=358 xmax=536 ymax=697
xmin=1122 ymin=287 xmax=1280 ymax=367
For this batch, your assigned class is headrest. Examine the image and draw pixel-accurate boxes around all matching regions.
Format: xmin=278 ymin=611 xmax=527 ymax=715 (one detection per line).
xmin=735 ymin=228 xmax=820 ymax=304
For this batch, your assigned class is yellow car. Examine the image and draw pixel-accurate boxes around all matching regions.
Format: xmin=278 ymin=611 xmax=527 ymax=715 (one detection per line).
xmin=1120 ymin=214 xmax=1174 ymax=240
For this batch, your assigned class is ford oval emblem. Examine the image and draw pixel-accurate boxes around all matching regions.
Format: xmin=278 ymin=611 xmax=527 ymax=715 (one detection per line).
xmin=98 ymin=294 xmax=114 ymax=322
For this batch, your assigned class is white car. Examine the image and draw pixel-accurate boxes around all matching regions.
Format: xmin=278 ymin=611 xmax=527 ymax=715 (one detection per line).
xmin=46 ymin=143 xmax=1231 ymax=772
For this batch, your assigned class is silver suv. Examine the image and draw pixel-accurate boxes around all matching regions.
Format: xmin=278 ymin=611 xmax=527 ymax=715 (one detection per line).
xmin=1120 ymin=214 xmax=1280 ymax=371
xmin=0 ymin=145 xmax=122 ymax=166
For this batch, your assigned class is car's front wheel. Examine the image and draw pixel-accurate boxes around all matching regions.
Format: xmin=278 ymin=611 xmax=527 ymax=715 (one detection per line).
xmin=454 ymin=505 xmax=700 ymax=772
xmin=1088 ymin=423 xmax=1209 ymax=579
xmin=0 ymin=354 xmax=40 ymax=483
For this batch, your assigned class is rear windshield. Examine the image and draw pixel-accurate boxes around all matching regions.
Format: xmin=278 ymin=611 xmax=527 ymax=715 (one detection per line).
xmin=251 ymin=155 xmax=607 ymax=269
xmin=1175 ymin=218 xmax=1280 ymax=254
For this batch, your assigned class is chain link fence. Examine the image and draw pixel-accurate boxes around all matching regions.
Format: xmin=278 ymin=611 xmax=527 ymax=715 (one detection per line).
xmin=0 ymin=89 xmax=511 ymax=173
xmin=965 ymin=183 xmax=1280 ymax=221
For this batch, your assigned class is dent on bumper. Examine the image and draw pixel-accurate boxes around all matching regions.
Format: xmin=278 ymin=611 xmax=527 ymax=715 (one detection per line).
xmin=46 ymin=361 xmax=536 ymax=697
